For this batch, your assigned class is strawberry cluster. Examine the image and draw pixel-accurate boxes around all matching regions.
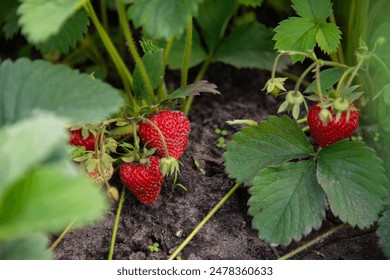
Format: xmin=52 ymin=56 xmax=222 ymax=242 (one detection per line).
xmin=119 ymin=110 xmax=190 ymax=204
xmin=69 ymin=110 xmax=190 ymax=205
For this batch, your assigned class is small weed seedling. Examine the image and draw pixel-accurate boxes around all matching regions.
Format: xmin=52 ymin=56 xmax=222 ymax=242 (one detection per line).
xmin=214 ymin=128 xmax=228 ymax=149
xmin=148 ymin=242 xmax=160 ymax=253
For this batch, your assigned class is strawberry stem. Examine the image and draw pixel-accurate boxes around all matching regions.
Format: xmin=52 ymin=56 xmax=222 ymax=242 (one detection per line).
xmin=142 ymin=118 xmax=170 ymax=158
xmin=278 ymin=224 xmax=348 ymax=260
xmin=108 ymin=186 xmax=126 ymax=260
xmin=294 ymin=62 xmax=316 ymax=95
xmin=157 ymin=37 xmax=174 ymax=100
xmin=116 ymin=0 xmax=156 ymax=105
xmin=84 ymin=1 xmax=134 ymax=99
xmin=49 ymin=219 xmax=76 ymax=251
xmin=168 ymin=183 xmax=241 ymax=260
xmin=181 ymin=18 xmax=193 ymax=88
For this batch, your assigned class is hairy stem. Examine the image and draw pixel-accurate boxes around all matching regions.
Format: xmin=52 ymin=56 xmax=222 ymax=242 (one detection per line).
xmin=278 ymin=224 xmax=348 ymax=260
xmin=183 ymin=53 xmax=213 ymax=115
xmin=100 ymin=0 xmax=109 ymax=32
xmin=108 ymin=186 xmax=126 ymax=260
xmin=157 ymin=37 xmax=174 ymax=99
xmin=84 ymin=0 xmax=133 ymax=99
xmin=181 ymin=19 xmax=193 ymax=88
xmin=49 ymin=219 xmax=76 ymax=251
xmin=116 ymin=0 xmax=156 ymax=104
xmin=142 ymin=118 xmax=170 ymax=158
xmin=168 ymin=183 xmax=241 ymax=260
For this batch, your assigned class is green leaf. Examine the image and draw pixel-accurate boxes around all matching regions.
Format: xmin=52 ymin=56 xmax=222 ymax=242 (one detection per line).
xmin=17 ymin=0 xmax=87 ymax=44
xmin=215 ymin=22 xmax=289 ymax=71
xmin=0 ymin=161 xmax=109 ymax=239
xmin=160 ymin=29 xmax=207 ymax=70
xmin=249 ymin=160 xmax=325 ymax=245
xmin=223 ymin=116 xmax=314 ymax=185
xmin=0 ymin=59 xmax=123 ymax=126
xmin=36 ymin=9 xmax=89 ymax=54
xmin=0 ymin=112 xmax=67 ymax=196
xmin=166 ymin=80 xmax=220 ymax=100
xmin=133 ymin=49 xmax=164 ymax=100
xmin=304 ymin=68 xmax=345 ymax=93
xmin=317 ymin=140 xmax=388 ymax=228
xmin=316 ymin=22 xmax=341 ymax=54
xmin=0 ymin=234 xmax=52 ymax=260
xmin=127 ymin=0 xmax=202 ymax=39
xmin=377 ymin=208 xmax=390 ymax=259
xmin=292 ymin=0 xmax=332 ymax=22
xmin=273 ymin=17 xmax=317 ymax=63
xmin=197 ymin=0 xmax=236 ymax=52
xmin=3 ymin=7 xmax=20 ymax=40
xmin=238 ymin=0 xmax=263 ymax=7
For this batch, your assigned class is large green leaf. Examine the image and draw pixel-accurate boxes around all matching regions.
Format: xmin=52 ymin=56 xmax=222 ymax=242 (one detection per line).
xmin=127 ymin=0 xmax=202 ymax=39
xmin=197 ymin=0 xmax=236 ymax=53
xmin=0 ymin=112 xmax=67 ymax=196
xmin=292 ymin=0 xmax=331 ymax=23
xmin=223 ymin=116 xmax=314 ymax=185
xmin=377 ymin=208 xmax=390 ymax=259
xmin=17 ymin=0 xmax=87 ymax=44
xmin=273 ymin=17 xmax=317 ymax=63
xmin=274 ymin=0 xmax=340 ymax=62
xmin=133 ymin=49 xmax=164 ymax=100
xmin=316 ymin=22 xmax=341 ymax=55
xmin=215 ymin=22 xmax=288 ymax=71
xmin=0 ymin=234 xmax=52 ymax=260
xmin=36 ymin=9 xmax=89 ymax=54
xmin=0 ymin=59 xmax=123 ymax=126
xmin=249 ymin=160 xmax=325 ymax=245
xmin=317 ymin=140 xmax=388 ymax=228
xmin=0 ymin=161 xmax=109 ymax=239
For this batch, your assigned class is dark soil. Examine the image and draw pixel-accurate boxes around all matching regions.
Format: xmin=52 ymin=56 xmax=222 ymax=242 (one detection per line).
xmin=53 ymin=64 xmax=385 ymax=260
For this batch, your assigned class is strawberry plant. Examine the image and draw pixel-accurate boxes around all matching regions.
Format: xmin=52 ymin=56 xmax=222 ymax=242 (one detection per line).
xmin=221 ymin=0 xmax=390 ymax=256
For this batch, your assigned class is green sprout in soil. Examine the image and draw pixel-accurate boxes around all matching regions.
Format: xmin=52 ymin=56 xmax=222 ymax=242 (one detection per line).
xmin=148 ymin=242 xmax=160 ymax=253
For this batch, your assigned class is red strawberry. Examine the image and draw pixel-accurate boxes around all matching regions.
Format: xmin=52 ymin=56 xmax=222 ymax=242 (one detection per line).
xmin=308 ymin=102 xmax=359 ymax=147
xmin=138 ymin=110 xmax=190 ymax=159
xmin=69 ymin=129 xmax=97 ymax=151
xmin=119 ymin=156 xmax=164 ymax=204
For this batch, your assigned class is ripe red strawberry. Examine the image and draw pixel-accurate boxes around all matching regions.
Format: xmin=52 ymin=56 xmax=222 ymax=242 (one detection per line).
xmin=308 ymin=102 xmax=359 ymax=147
xmin=119 ymin=156 xmax=164 ymax=204
xmin=138 ymin=110 xmax=190 ymax=159
xmin=69 ymin=129 xmax=97 ymax=151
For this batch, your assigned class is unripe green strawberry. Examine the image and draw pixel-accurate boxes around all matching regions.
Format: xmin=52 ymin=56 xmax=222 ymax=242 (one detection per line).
xmin=138 ymin=110 xmax=190 ymax=159
xmin=119 ymin=156 xmax=164 ymax=204
xmin=308 ymin=102 xmax=359 ymax=147
xmin=69 ymin=129 xmax=97 ymax=151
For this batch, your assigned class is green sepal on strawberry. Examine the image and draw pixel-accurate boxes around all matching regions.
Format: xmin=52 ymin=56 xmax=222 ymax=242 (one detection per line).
xmin=308 ymin=101 xmax=359 ymax=147
xmin=120 ymin=156 xmax=164 ymax=204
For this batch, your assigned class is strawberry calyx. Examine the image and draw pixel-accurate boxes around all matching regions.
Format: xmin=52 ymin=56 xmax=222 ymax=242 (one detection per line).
xmin=286 ymin=90 xmax=304 ymax=105
xmin=160 ymin=156 xmax=180 ymax=177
